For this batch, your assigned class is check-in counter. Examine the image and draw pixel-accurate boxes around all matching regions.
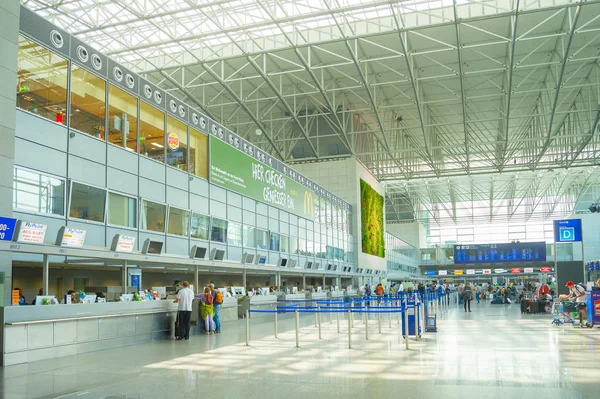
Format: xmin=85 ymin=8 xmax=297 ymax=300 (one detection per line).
xmin=307 ymin=292 xmax=328 ymax=308
xmin=219 ymin=296 xmax=238 ymax=322
xmin=2 ymin=300 xmax=177 ymax=366
xmin=345 ymin=289 xmax=359 ymax=298
xmin=248 ymin=295 xmax=278 ymax=319
xmin=278 ymin=293 xmax=308 ymax=302
xmin=328 ymin=290 xmax=345 ymax=299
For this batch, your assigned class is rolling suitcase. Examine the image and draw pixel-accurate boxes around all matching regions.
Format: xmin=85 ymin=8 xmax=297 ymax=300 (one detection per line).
xmin=521 ymin=300 xmax=530 ymax=314
xmin=529 ymin=301 xmax=540 ymax=314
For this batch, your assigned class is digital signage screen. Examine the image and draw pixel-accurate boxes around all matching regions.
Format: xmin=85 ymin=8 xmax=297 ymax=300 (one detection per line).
xmin=553 ymin=219 xmax=582 ymax=242
xmin=453 ymin=242 xmax=547 ymax=264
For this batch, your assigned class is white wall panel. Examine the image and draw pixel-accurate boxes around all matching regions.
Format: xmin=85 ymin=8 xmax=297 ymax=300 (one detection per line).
xmin=227 ymin=205 xmax=242 ymax=222
xmin=227 ymin=191 xmax=242 ymax=207
xmin=68 ymin=155 xmax=106 ymax=187
xmin=140 ymin=157 xmax=165 ymax=184
xmin=166 ymin=167 xmax=188 ymax=190
xmin=190 ymin=194 xmax=208 ymax=214
xmin=210 ymin=184 xmax=226 ymax=202
xmin=257 ymin=215 xmax=268 ymax=230
xmin=166 ymin=186 xmax=188 ymax=209
xmin=107 ymin=167 xmax=138 ymax=196
xmin=190 ymin=177 xmax=208 ymax=196
xmin=15 ymin=138 xmax=67 ymax=177
xmin=16 ymin=110 xmax=67 ymax=152
xmin=243 ymin=210 xmax=255 ymax=226
xmin=139 ymin=178 xmax=165 ymax=203
xmin=243 ymin=196 xmax=255 ymax=211
xmin=210 ymin=199 xmax=227 ymax=219
xmin=166 ymin=236 xmax=188 ymax=256
xmin=68 ymin=131 xmax=106 ymax=164
xmin=107 ymin=144 xmax=138 ymax=174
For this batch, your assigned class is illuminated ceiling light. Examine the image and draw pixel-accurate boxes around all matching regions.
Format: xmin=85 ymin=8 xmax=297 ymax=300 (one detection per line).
xmin=151 ymin=142 xmax=164 ymax=148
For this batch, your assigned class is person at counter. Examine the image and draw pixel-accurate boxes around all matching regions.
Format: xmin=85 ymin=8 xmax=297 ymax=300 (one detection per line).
xmin=15 ymin=288 xmax=27 ymax=306
xmin=31 ymin=288 xmax=43 ymax=305
xmin=67 ymin=290 xmax=78 ymax=304
xmin=174 ymin=281 xmax=195 ymax=340
xmin=210 ymin=284 xmax=222 ymax=334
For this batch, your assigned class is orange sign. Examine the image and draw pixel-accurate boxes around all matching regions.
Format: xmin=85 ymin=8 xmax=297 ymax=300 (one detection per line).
xmin=12 ymin=289 xmax=20 ymax=305
xmin=167 ymin=133 xmax=179 ymax=151
xmin=453 ymin=270 xmax=464 ymax=275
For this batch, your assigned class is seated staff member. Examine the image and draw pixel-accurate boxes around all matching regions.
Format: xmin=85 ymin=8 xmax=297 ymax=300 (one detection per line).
xmin=561 ymin=281 xmax=592 ymax=328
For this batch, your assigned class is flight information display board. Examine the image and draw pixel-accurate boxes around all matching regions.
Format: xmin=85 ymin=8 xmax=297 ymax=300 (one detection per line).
xmin=454 ymin=242 xmax=547 ymax=264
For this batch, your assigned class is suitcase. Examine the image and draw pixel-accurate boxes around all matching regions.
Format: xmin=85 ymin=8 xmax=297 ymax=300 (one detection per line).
xmin=521 ymin=300 xmax=531 ymax=314
xmin=529 ymin=301 xmax=540 ymax=314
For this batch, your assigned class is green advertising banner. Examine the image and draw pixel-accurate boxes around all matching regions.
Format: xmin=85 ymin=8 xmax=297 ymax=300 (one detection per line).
xmin=209 ymin=137 xmax=317 ymax=219
xmin=360 ymin=179 xmax=385 ymax=258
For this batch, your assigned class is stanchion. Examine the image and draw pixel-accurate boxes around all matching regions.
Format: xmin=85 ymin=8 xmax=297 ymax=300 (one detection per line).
xmin=378 ymin=311 xmax=382 ymax=334
xmin=416 ymin=302 xmax=421 ymax=341
xmin=365 ymin=312 xmax=369 ymax=340
xmin=404 ymin=306 xmax=410 ymax=350
xmin=347 ymin=310 xmax=352 ymax=349
xmin=295 ymin=309 xmax=300 ymax=348
xmin=245 ymin=310 xmax=250 ymax=346
xmin=337 ymin=304 xmax=340 ymax=333
xmin=274 ymin=310 xmax=278 ymax=339
xmin=317 ymin=306 xmax=322 ymax=339
xmin=388 ymin=308 xmax=392 ymax=328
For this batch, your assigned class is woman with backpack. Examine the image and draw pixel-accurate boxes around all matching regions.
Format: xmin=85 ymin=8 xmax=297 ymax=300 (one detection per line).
xmin=463 ymin=283 xmax=473 ymax=312
xmin=210 ymin=283 xmax=223 ymax=334
xmin=201 ymin=286 xmax=216 ymax=334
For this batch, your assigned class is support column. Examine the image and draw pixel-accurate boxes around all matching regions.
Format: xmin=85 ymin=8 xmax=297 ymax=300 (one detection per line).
xmin=42 ymin=254 xmax=49 ymax=295
xmin=302 ymin=274 xmax=306 ymax=290
xmin=242 ymin=269 xmax=247 ymax=290
xmin=277 ymin=271 xmax=281 ymax=291
xmin=121 ymin=261 xmax=128 ymax=294
xmin=194 ymin=266 xmax=199 ymax=294
xmin=0 ymin=2 xmax=19 ymax=308
xmin=322 ymin=274 xmax=326 ymax=288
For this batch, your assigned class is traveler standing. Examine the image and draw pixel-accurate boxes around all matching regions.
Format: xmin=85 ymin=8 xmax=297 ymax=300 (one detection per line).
xmin=174 ymin=281 xmax=195 ymax=340
xmin=456 ymin=283 xmax=464 ymax=305
xmin=201 ymin=287 xmax=216 ymax=334
xmin=210 ymin=283 xmax=222 ymax=334
xmin=475 ymin=285 xmax=481 ymax=304
xmin=463 ymin=283 xmax=473 ymax=312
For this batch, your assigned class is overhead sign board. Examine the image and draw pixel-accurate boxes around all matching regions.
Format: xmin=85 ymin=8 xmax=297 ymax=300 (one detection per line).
xmin=494 ymin=268 xmax=507 ymax=274
xmin=439 ymin=270 xmax=447 ymax=276
xmin=14 ymin=221 xmax=47 ymax=244
xmin=454 ymin=242 xmax=546 ymax=264
xmin=56 ymin=227 xmax=86 ymax=248
xmin=425 ymin=270 xmax=436 ymax=276
xmin=483 ymin=269 xmax=492 ymax=275
xmin=0 ymin=217 xmax=17 ymax=241
xmin=466 ymin=269 xmax=475 ymax=275
xmin=524 ymin=267 xmax=534 ymax=273
xmin=110 ymin=234 xmax=136 ymax=253
xmin=540 ymin=267 xmax=552 ymax=273
xmin=511 ymin=268 xmax=521 ymax=274
xmin=454 ymin=270 xmax=464 ymax=275
xmin=553 ymin=219 xmax=582 ymax=242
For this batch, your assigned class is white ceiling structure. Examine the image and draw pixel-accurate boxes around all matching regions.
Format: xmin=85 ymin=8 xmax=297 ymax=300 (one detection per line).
xmin=23 ymin=0 xmax=600 ymax=225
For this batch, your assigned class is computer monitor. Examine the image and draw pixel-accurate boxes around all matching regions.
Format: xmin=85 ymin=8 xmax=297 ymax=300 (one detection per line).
xmin=261 ymin=287 xmax=270 ymax=295
xmin=82 ymin=294 xmax=97 ymax=304
xmin=292 ymin=287 xmax=298 ymax=294
xmin=277 ymin=258 xmax=288 ymax=267
xmin=305 ymin=261 xmax=313 ymax=269
xmin=190 ymin=245 xmax=207 ymax=259
xmin=142 ymin=239 xmax=163 ymax=254
xmin=314 ymin=263 xmax=320 ymax=270
xmin=121 ymin=294 xmax=134 ymax=302
xmin=317 ymin=286 xmax=322 ymax=293
xmin=327 ymin=264 xmax=332 ymax=271
xmin=210 ymin=248 xmax=225 ymax=261
xmin=241 ymin=253 xmax=255 ymax=264
xmin=255 ymin=255 xmax=267 ymax=265
xmin=289 ymin=259 xmax=297 ymax=268
xmin=34 ymin=296 xmax=56 ymax=305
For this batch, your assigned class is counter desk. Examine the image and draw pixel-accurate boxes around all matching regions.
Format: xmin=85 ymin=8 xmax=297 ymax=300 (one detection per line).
xmin=328 ymin=290 xmax=345 ymax=299
xmin=2 ymin=301 xmax=177 ymax=366
xmin=219 ymin=296 xmax=238 ymax=322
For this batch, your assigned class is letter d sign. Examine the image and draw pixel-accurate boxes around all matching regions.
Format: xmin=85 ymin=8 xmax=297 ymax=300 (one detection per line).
xmin=560 ymin=227 xmax=575 ymax=241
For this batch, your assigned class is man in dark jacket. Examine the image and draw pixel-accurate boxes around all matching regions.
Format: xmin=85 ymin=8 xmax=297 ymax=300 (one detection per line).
xmin=462 ymin=283 xmax=473 ymax=312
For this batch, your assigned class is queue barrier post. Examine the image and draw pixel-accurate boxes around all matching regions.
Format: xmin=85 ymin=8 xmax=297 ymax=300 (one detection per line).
xmin=347 ymin=310 xmax=352 ymax=349
xmin=365 ymin=312 xmax=369 ymax=340
xmin=317 ymin=306 xmax=322 ymax=340
xmin=404 ymin=306 xmax=410 ymax=350
xmin=337 ymin=304 xmax=340 ymax=333
xmin=245 ymin=310 xmax=250 ymax=346
xmin=295 ymin=310 xmax=300 ymax=348
xmin=274 ymin=310 xmax=278 ymax=339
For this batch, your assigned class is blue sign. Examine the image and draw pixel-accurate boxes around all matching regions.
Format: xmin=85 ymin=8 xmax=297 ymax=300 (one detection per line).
xmin=553 ymin=219 xmax=582 ymax=242
xmin=425 ymin=270 xmax=436 ymax=276
xmin=0 ymin=217 xmax=17 ymax=241
xmin=453 ymin=242 xmax=547 ymax=264
xmin=131 ymin=275 xmax=140 ymax=291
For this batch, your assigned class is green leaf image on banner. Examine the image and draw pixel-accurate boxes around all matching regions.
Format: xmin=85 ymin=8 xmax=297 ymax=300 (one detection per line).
xmin=360 ymin=179 xmax=385 ymax=258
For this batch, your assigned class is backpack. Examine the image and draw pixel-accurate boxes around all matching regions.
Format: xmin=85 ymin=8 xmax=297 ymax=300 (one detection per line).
xmin=215 ymin=290 xmax=223 ymax=304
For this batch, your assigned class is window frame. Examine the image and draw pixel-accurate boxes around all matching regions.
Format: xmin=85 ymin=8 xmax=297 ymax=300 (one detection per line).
xmin=167 ymin=205 xmax=191 ymax=237
xmin=68 ymin=64 xmax=108 ymax=141
xmin=139 ymin=198 xmax=168 ymax=233
xmin=190 ymin=211 xmax=211 ymax=241
xmin=106 ymin=83 xmax=139 ymax=152
xmin=210 ymin=217 xmax=228 ymax=244
xmin=67 ymin=180 xmax=108 ymax=225
xmin=13 ymin=167 xmax=67 ymax=219
xmin=106 ymin=190 xmax=138 ymax=230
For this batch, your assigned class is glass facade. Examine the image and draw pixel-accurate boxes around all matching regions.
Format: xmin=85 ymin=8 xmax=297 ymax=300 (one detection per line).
xmin=16 ymin=36 xmax=68 ymax=124
xmin=12 ymin=33 xmax=356 ymax=269
xmin=386 ymin=233 xmax=420 ymax=275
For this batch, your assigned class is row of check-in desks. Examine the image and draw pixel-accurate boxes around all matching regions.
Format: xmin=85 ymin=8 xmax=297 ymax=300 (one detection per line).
xmin=1 ymin=290 xmax=360 ymax=365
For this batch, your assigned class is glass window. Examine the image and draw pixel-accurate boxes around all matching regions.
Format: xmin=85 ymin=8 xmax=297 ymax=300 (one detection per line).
xmin=140 ymin=200 xmax=166 ymax=232
xmin=243 ymin=225 xmax=255 ymax=247
xmin=108 ymin=192 xmax=136 ymax=228
xmin=189 ymin=128 xmax=208 ymax=179
xmin=108 ymin=84 xmax=138 ymax=151
xmin=269 ymin=232 xmax=280 ymax=251
xmin=228 ymin=222 xmax=242 ymax=246
xmin=69 ymin=183 xmax=106 ymax=222
xmin=166 ymin=116 xmax=188 ymax=171
xmin=211 ymin=218 xmax=228 ymax=243
xmin=256 ymin=229 xmax=268 ymax=249
xmin=190 ymin=213 xmax=210 ymax=240
xmin=280 ymin=235 xmax=289 ymax=253
xmin=298 ymin=238 xmax=306 ymax=255
xmin=13 ymin=168 xmax=65 ymax=215
xmin=290 ymin=237 xmax=299 ymax=254
xmin=168 ymin=207 xmax=189 ymax=236
xmin=70 ymin=65 xmax=106 ymax=138
xmin=16 ymin=36 xmax=68 ymax=124
xmin=139 ymin=101 xmax=165 ymax=162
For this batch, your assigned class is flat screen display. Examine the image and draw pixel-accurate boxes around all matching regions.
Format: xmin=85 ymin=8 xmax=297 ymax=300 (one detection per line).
xmin=280 ymin=258 xmax=287 ymax=267
xmin=553 ymin=219 xmax=582 ymax=242
xmin=453 ymin=242 xmax=546 ymax=264
xmin=211 ymin=249 xmax=225 ymax=261
xmin=193 ymin=246 xmax=207 ymax=259
xmin=143 ymin=240 xmax=163 ymax=254
xmin=257 ymin=255 xmax=267 ymax=264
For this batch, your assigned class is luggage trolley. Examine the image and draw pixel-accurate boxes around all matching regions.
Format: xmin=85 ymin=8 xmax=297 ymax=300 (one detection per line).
xmin=551 ymin=300 xmax=575 ymax=326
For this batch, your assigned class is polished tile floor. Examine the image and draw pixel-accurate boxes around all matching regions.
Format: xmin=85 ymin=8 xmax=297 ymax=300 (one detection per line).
xmin=1 ymin=301 xmax=599 ymax=399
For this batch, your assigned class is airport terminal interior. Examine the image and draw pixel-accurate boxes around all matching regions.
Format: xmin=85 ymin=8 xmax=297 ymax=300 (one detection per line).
xmin=1 ymin=0 xmax=600 ymax=398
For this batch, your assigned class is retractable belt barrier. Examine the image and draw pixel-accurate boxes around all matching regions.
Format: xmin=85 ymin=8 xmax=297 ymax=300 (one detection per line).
xmin=245 ymin=302 xmax=422 ymax=350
